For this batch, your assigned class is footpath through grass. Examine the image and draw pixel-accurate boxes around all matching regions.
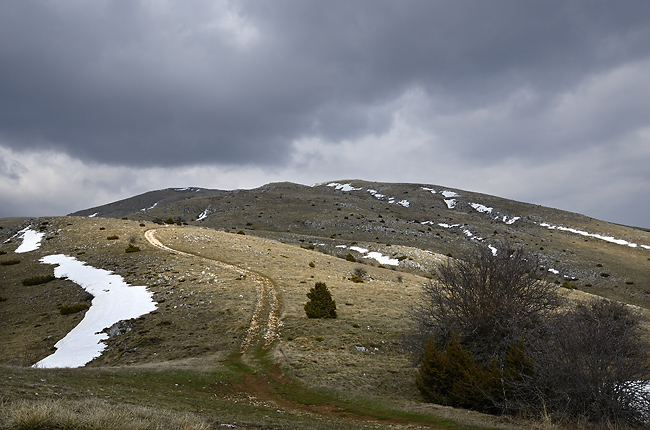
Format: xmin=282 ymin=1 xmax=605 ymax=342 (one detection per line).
xmin=0 ymin=347 xmax=506 ymax=430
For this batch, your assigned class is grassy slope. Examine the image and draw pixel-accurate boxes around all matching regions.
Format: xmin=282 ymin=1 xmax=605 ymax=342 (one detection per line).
xmin=1 ymin=216 xmax=528 ymax=430
xmin=78 ymin=180 xmax=650 ymax=310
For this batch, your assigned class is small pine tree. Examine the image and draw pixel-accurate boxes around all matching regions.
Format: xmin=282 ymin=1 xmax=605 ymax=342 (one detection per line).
xmin=304 ymin=282 xmax=337 ymax=318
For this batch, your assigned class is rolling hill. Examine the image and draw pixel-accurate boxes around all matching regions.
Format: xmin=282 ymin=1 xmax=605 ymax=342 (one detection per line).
xmin=1 ymin=179 xmax=649 ymax=429
xmin=70 ymin=179 xmax=650 ymax=309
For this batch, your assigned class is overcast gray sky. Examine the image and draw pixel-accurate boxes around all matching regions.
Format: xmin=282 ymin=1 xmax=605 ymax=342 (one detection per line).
xmin=1 ymin=1 xmax=649 ymax=228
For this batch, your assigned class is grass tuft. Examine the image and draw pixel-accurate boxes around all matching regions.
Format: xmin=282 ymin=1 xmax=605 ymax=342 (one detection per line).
xmin=0 ymin=259 xmax=20 ymax=266
xmin=125 ymin=244 xmax=141 ymax=253
xmin=22 ymin=275 xmax=56 ymax=286
xmin=59 ymin=303 xmax=90 ymax=315
xmin=0 ymin=398 xmax=210 ymax=430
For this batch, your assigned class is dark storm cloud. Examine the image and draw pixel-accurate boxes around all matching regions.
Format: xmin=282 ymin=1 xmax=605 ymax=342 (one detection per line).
xmin=1 ymin=1 xmax=650 ymax=167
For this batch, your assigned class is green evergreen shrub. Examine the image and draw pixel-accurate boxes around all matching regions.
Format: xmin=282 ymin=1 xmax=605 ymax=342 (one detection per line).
xmin=106 ymin=235 xmax=119 ymax=240
xmin=345 ymin=253 xmax=356 ymax=262
xmin=165 ymin=218 xmax=175 ymax=224
xmin=416 ymin=334 xmax=502 ymax=413
xmin=304 ymin=282 xmax=337 ymax=319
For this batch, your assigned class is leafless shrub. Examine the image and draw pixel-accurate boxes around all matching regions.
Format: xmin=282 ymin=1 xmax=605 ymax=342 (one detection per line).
xmin=352 ymin=267 xmax=367 ymax=279
xmin=410 ymin=242 xmax=560 ymax=365
xmin=518 ymin=299 xmax=650 ymax=425
xmin=409 ymin=242 xmax=650 ymax=426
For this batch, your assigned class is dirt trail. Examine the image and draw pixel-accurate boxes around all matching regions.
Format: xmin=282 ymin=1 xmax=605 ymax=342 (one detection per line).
xmin=144 ymin=229 xmax=280 ymax=352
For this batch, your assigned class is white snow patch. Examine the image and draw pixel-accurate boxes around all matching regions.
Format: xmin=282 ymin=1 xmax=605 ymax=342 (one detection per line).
xmin=421 ymin=187 xmax=436 ymax=194
xmin=548 ymin=268 xmax=560 ymax=275
xmin=34 ymin=255 xmax=157 ymax=368
xmin=349 ymin=246 xmax=369 ymax=254
xmin=15 ymin=228 xmax=45 ymax=253
xmin=444 ymin=199 xmax=456 ymax=209
xmin=488 ymin=245 xmax=498 ymax=256
xmin=441 ymin=190 xmax=459 ymax=198
xmin=397 ymin=200 xmax=410 ymax=207
xmin=328 ymin=182 xmax=362 ymax=192
xmin=642 ymin=245 xmax=650 ymax=250
xmin=88 ymin=213 xmax=98 ymax=218
xmin=470 ymin=203 xmax=493 ymax=214
xmin=539 ymin=222 xmax=644 ymax=248
xmin=343 ymin=245 xmax=399 ymax=266
xmin=503 ymin=216 xmax=520 ymax=225
xmin=197 ymin=209 xmax=210 ymax=221
xmin=141 ymin=202 xmax=158 ymax=211
xmin=365 ymin=252 xmax=399 ymax=266
xmin=437 ymin=222 xmax=459 ymax=229
xmin=367 ymin=189 xmax=386 ymax=199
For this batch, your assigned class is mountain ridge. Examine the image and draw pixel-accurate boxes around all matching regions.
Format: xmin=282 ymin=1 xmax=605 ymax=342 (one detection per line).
xmin=65 ymin=179 xmax=650 ymax=310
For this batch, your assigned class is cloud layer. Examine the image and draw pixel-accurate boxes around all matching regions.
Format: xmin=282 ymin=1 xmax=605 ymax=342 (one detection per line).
xmin=1 ymin=1 xmax=650 ymax=227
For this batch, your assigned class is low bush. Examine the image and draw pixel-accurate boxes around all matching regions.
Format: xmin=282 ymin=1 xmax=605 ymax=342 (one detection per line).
xmin=0 ymin=296 xmax=7 ymax=302
xmin=304 ymin=282 xmax=337 ymax=319
xmin=353 ymin=267 xmax=367 ymax=279
xmin=125 ymin=244 xmax=141 ymax=253
xmin=561 ymin=281 xmax=577 ymax=290
xmin=22 ymin=275 xmax=56 ymax=286
xmin=107 ymin=235 xmax=119 ymax=240
xmin=59 ymin=302 xmax=90 ymax=315
xmin=345 ymin=253 xmax=356 ymax=262
xmin=0 ymin=250 xmax=6 ymax=255
xmin=0 ymin=259 xmax=20 ymax=266
xmin=165 ymin=218 xmax=175 ymax=224
xmin=411 ymin=243 xmax=650 ymax=426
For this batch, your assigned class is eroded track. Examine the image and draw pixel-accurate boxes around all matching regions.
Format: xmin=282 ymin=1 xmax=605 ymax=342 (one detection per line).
xmin=144 ymin=229 xmax=280 ymax=352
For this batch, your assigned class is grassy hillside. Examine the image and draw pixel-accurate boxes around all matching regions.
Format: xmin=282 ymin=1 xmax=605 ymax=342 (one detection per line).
xmin=71 ymin=180 xmax=650 ymax=309
xmin=2 ymin=179 xmax=650 ymax=429
xmin=2 ymin=216 xmax=530 ymax=429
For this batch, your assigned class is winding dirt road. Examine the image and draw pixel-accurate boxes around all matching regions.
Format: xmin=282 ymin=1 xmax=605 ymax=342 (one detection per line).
xmin=144 ymin=229 xmax=280 ymax=353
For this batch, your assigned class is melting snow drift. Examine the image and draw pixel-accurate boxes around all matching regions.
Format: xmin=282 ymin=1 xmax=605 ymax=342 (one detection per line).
xmin=15 ymin=228 xmax=45 ymax=253
xmin=34 ymin=255 xmax=157 ymax=368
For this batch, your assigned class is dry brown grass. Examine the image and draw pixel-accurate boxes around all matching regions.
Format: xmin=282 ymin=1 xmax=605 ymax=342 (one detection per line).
xmin=0 ymin=398 xmax=210 ymax=430
xmin=0 ymin=215 xmax=646 ymax=430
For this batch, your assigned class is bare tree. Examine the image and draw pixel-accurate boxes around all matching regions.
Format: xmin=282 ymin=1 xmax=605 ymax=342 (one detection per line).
xmin=410 ymin=243 xmax=650 ymax=425
xmin=521 ymin=299 xmax=650 ymax=425
xmin=411 ymin=243 xmax=560 ymax=365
